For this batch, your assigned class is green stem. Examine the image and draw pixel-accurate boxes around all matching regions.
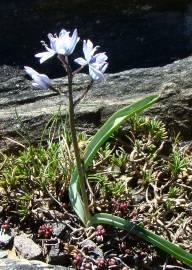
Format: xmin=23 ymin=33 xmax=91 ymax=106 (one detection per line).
xmin=65 ymin=57 xmax=91 ymax=225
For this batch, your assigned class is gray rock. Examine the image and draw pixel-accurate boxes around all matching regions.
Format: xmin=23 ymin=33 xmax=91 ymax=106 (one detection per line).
xmin=0 ymin=258 xmax=72 ymax=269
xmin=14 ymin=233 xmax=42 ymax=260
xmin=0 ymin=250 xmax=8 ymax=259
xmin=52 ymin=222 xmax=67 ymax=238
xmin=1 ymin=56 xmax=192 ymax=152
xmin=0 ymin=229 xmax=14 ymax=248
xmin=80 ymin=239 xmax=103 ymax=257
xmin=47 ymin=243 xmax=70 ymax=266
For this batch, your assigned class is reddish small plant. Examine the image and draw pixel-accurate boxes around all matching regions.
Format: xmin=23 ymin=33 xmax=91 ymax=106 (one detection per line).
xmin=73 ymin=252 xmax=83 ymax=267
xmin=122 ymin=267 xmax=129 ymax=270
xmin=95 ymin=225 xmax=106 ymax=236
xmin=1 ymin=222 xmax=9 ymax=232
xmin=38 ymin=224 xmax=53 ymax=239
xmin=95 ymin=225 xmax=106 ymax=242
xmin=80 ymin=262 xmax=92 ymax=270
xmin=96 ymin=257 xmax=106 ymax=269
xmin=108 ymin=257 xmax=118 ymax=267
xmin=112 ymin=198 xmax=129 ymax=212
xmin=119 ymin=202 xmax=129 ymax=210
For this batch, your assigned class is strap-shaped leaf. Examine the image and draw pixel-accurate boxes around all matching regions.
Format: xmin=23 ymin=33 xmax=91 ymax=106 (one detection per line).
xmin=69 ymin=169 xmax=90 ymax=224
xmin=69 ymin=95 xmax=159 ymax=224
xmin=84 ymin=95 xmax=159 ymax=167
xmin=91 ymin=213 xmax=192 ymax=266
xmin=69 ymin=94 xmax=192 ymax=265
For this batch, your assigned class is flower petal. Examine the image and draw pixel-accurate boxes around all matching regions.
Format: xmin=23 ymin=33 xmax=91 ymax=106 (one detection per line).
xmin=89 ymin=65 xmax=104 ymax=81
xmin=100 ymin=62 xmax=108 ymax=73
xmin=39 ymin=74 xmax=51 ymax=86
xmin=59 ymin=29 xmax=69 ymax=37
xmin=35 ymin=50 xmax=55 ymax=63
xmin=56 ymin=29 xmax=79 ymax=55
xmin=24 ymin=66 xmax=51 ymax=90
xmin=95 ymin=53 xmax=108 ymax=63
xmin=68 ymin=29 xmax=79 ymax=54
xmin=47 ymin=33 xmax=57 ymax=51
xmin=24 ymin=66 xmax=38 ymax=77
xmin=32 ymin=73 xmax=51 ymax=89
xmin=32 ymin=82 xmax=39 ymax=87
xmin=91 ymin=45 xmax=99 ymax=56
xmin=74 ymin=57 xmax=87 ymax=66
xmin=83 ymin=40 xmax=92 ymax=62
xmin=56 ymin=31 xmax=70 ymax=54
xmin=83 ymin=39 xmax=100 ymax=62
xmin=86 ymin=39 xmax=93 ymax=51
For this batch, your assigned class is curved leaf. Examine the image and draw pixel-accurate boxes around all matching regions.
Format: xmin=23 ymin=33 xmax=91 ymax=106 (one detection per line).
xmin=69 ymin=94 xmax=192 ymax=265
xmin=91 ymin=213 xmax=192 ymax=266
xmin=69 ymin=95 xmax=159 ymax=224
xmin=84 ymin=95 xmax=160 ymax=167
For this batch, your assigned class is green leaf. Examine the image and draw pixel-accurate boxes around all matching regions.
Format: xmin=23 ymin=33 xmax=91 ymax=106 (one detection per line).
xmin=69 ymin=170 xmax=90 ymax=224
xmin=69 ymin=94 xmax=192 ymax=264
xmin=69 ymin=95 xmax=159 ymax=224
xmin=91 ymin=213 xmax=192 ymax=266
xmin=84 ymin=95 xmax=159 ymax=167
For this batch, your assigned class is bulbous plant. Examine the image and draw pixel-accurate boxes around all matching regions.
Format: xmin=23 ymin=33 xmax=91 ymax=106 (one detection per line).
xmin=25 ymin=28 xmax=192 ymax=266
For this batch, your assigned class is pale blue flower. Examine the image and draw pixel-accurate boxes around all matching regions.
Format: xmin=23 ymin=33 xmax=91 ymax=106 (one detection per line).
xmin=35 ymin=29 xmax=80 ymax=63
xmin=24 ymin=66 xmax=51 ymax=89
xmin=89 ymin=62 xmax=108 ymax=81
xmin=74 ymin=39 xmax=108 ymax=80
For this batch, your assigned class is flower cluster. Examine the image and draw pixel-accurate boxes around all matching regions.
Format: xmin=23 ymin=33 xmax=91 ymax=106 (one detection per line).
xmin=38 ymin=224 xmax=53 ymax=238
xmin=25 ymin=28 xmax=108 ymax=89
xmin=35 ymin=29 xmax=79 ymax=63
xmin=74 ymin=39 xmax=108 ymax=81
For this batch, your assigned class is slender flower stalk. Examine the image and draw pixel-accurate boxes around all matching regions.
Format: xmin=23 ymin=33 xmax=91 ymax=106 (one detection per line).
xmin=73 ymin=80 xmax=93 ymax=107
xmin=64 ymin=56 xmax=91 ymax=225
xmin=25 ymin=28 xmax=108 ymax=226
